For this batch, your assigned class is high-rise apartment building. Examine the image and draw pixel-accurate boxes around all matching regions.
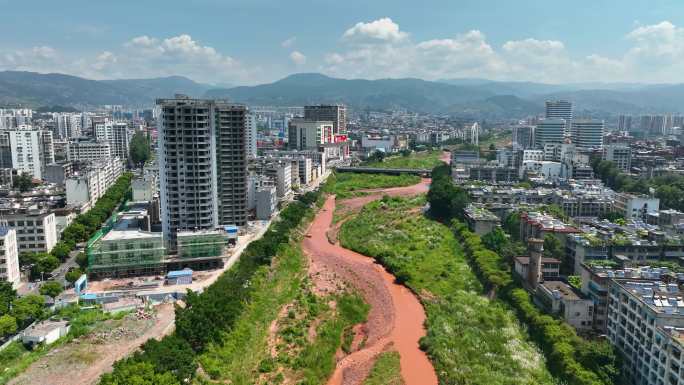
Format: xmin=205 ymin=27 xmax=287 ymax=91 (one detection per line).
xmin=95 ymin=121 xmax=130 ymax=160
xmin=570 ymin=120 xmax=605 ymax=149
xmin=0 ymin=126 xmax=55 ymax=180
xmin=246 ymin=112 xmax=257 ymax=158
xmin=534 ymin=119 xmax=567 ymax=148
xmin=545 ymin=100 xmax=573 ymax=121
xmin=67 ymin=139 xmax=112 ymax=162
xmin=304 ymin=105 xmax=347 ymax=134
xmin=157 ymin=96 xmax=247 ymax=247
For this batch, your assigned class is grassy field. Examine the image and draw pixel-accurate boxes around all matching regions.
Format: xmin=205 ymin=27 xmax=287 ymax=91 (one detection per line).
xmin=364 ymin=150 xmax=445 ymax=170
xmin=197 ymin=236 xmax=369 ymax=385
xmin=363 ymin=351 xmax=403 ymax=385
xmin=323 ymin=172 xmax=421 ymax=199
xmin=339 ymin=196 xmax=555 ymax=385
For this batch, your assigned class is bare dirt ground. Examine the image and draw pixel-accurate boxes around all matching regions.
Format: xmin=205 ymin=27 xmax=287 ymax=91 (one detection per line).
xmin=9 ymin=303 xmax=176 ymax=385
xmin=303 ymin=182 xmax=437 ymax=385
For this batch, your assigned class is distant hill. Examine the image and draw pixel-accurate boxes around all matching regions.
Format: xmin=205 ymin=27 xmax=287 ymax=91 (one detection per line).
xmin=0 ymin=71 xmax=211 ymax=107
xmin=204 ymin=73 xmax=495 ymax=113
xmin=2 ymin=70 xmax=684 ymax=115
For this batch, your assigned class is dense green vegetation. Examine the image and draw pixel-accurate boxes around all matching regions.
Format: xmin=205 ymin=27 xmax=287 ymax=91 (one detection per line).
xmin=363 ymin=150 xmax=445 ymax=170
xmin=100 ymin=190 xmax=337 ymax=385
xmin=0 ymin=281 xmax=45 ymax=340
xmin=363 ymin=351 xmax=403 ymax=385
xmin=426 ymin=163 xmax=470 ymax=220
xmin=323 ymin=172 xmax=421 ymax=199
xmin=592 ymin=157 xmax=684 ymax=211
xmin=339 ymin=195 xmax=555 ymax=385
xmin=425 ymin=163 xmax=620 ymax=385
xmin=129 ymin=131 xmax=152 ymax=167
xmin=12 ymin=173 xmax=33 ymax=192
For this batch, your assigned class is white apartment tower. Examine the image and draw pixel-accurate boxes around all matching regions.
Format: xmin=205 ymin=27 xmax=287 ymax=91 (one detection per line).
xmin=545 ymin=100 xmax=573 ymax=121
xmin=288 ymin=119 xmax=334 ymax=150
xmin=157 ymin=96 xmax=248 ymax=247
xmin=95 ymin=121 xmax=130 ymax=160
xmin=603 ymin=145 xmax=632 ymax=173
xmin=0 ymin=126 xmax=55 ymax=180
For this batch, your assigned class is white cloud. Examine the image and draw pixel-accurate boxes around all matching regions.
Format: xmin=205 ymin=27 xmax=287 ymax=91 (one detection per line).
xmin=289 ymin=51 xmax=307 ymax=66
xmin=281 ymin=37 xmax=296 ymax=48
xmin=343 ymin=18 xmax=408 ymax=42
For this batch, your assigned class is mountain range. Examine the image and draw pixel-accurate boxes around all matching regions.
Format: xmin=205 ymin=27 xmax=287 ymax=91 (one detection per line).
xmin=1 ymin=70 xmax=683 ymax=117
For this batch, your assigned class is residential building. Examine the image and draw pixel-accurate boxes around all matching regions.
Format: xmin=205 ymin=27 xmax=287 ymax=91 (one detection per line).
xmin=570 ymin=120 xmax=605 ymax=149
xmin=0 ymin=210 xmax=57 ymax=254
xmin=607 ymin=279 xmax=684 ymax=385
xmin=132 ymin=172 xmax=158 ymax=202
xmin=95 ymin=121 xmax=130 ymax=160
xmin=0 ymin=126 xmax=55 ymax=180
xmin=304 ymin=104 xmax=347 ymax=134
xmin=520 ymin=211 xmax=580 ymax=243
xmin=157 ymin=96 xmax=248 ymax=248
xmin=246 ymin=112 xmax=257 ymax=158
xmin=604 ymin=144 xmax=632 ymax=173
xmin=463 ymin=204 xmax=500 ymax=235
xmin=536 ymin=280 xmax=595 ymax=330
xmin=43 ymin=161 xmax=73 ymax=185
xmin=0 ymin=227 xmax=20 ymax=288
xmin=535 ymin=119 xmax=567 ymax=148
xmin=255 ymin=185 xmax=277 ymax=220
xmin=469 ymin=166 xmax=519 ymax=183
xmin=514 ymin=256 xmax=561 ymax=281
xmin=545 ymin=100 xmax=573 ymax=121
xmin=614 ymin=192 xmax=660 ymax=220
xmin=288 ymin=119 xmax=334 ymax=150
xmin=67 ymin=140 xmax=112 ymax=162
xmin=65 ymin=157 xmax=123 ymax=208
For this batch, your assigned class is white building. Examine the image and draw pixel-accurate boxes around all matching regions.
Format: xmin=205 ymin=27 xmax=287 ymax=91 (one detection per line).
xmin=0 ymin=211 xmax=57 ymax=254
xmin=0 ymin=126 xmax=55 ymax=180
xmin=614 ymin=193 xmax=660 ymax=220
xmin=603 ymin=145 xmax=632 ymax=173
xmin=521 ymin=160 xmax=562 ymax=180
xmin=523 ymin=149 xmax=544 ymax=162
xmin=607 ymin=279 xmax=684 ymax=385
xmin=67 ymin=140 xmax=112 ymax=162
xmin=66 ymin=158 xmax=123 ymax=209
xmin=0 ymin=227 xmax=20 ymax=288
xmin=287 ymin=119 xmax=334 ymax=150
xmin=571 ymin=120 xmax=605 ymax=149
xmin=95 ymin=121 xmax=130 ymax=160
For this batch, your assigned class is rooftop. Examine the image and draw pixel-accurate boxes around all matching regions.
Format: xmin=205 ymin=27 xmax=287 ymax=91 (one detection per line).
xmin=617 ymin=280 xmax=684 ymax=315
xmin=523 ymin=211 xmax=579 ymax=233
xmin=102 ymin=230 xmax=162 ymax=242
xmin=541 ymin=280 xmax=581 ymax=301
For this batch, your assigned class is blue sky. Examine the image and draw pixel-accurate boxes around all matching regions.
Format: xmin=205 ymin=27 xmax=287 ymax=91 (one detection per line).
xmin=1 ymin=0 xmax=683 ymax=85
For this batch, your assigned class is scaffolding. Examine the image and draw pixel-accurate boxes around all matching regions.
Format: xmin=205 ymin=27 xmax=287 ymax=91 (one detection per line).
xmin=176 ymin=230 xmax=228 ymax=260
xmin=86 ymin=229 xmax=167 ymax=279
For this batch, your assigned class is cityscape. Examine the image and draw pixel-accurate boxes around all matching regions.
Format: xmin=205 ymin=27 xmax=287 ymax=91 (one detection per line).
xmin=2 ymin=1 xmax=684 ymax=385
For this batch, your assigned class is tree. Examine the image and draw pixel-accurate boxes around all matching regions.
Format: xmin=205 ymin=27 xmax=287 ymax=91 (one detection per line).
xmin=132 ymin=335 xmax=198 ymax=382
xmin=50 ymin=242 xmax=71 ymax=261
xmin=503 ymin=212 xmax=521 ymax=241
xmin=482 ymin=228 xmax=508 ymax=255
xmin=0 ymin=315 xmax=17 ymax=337
xmin=32 ymin=254 xmax=60 ymax=279
xmin=65 ymin=268 xmax=84 ymax=284
xmin=40 ymin=281 xmax=63 ymax=299
xmin=76 ymin=252 xmax=88 ymax=270
xmin=99 ymin=361 xmax=179 ymax=385
xmin=0 ymin=282 xmax=16 ymax=316
xmin=367 ymin=150 xmax=386 ymax=163
xmin=129 ymin=132 xmax=151 ymax=167
xmin=11 ymin=295 xmax=45 ymax=325
xmin=12 ymin=173 xmax=33 ymax=192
